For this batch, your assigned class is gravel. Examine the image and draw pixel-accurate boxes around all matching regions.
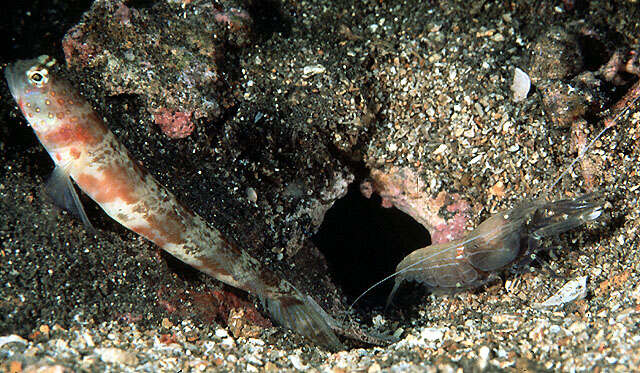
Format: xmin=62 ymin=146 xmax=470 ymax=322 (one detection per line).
xmin=1 ymin=0 xmax=639 ymax=371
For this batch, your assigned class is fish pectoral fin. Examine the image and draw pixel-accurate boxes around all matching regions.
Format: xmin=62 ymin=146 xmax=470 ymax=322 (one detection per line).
xmin=46 ymin=166 xmax=95 ymax=232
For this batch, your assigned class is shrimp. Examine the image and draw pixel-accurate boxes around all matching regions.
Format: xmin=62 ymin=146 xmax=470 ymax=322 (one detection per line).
xmin=386 ymin=193 xmax=602 ymax=306
xmin=352 ymin=70 xmax=640 ymax=311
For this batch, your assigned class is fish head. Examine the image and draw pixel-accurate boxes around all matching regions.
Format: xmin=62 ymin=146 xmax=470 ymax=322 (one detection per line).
xmin=5 ymin=55 xmax=105 ymax=153
xmin=5 ymin=55 xmax=76 ymax=134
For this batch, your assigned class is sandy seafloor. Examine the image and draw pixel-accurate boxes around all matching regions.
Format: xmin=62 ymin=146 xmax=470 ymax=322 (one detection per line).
xmin=1 ymin=0 xmax=639 ymax=371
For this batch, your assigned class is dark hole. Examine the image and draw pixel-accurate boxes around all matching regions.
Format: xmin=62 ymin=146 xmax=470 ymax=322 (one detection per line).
xmin=127 ymin=0 xmax=159 ymax=8
xmin=0 ymin=0 xmax=93 ymax=58
xmin=312 ymin=182 xmax=431 ymax=308
xmin=245 ymin=0 xmax=293 ymax=38
xmin=161 ymin=250 xmax=203 ymax=282
xmin=577 ymin=34 xmax=610 ymax=71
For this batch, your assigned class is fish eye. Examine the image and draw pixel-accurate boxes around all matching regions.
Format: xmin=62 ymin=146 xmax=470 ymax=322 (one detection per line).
xmin=26 ymin=66 xmax=49 ymax=87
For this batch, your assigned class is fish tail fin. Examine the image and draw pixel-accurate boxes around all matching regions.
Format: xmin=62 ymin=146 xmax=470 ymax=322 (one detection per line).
xmin=263 ymin=282 xmax=343 ymax=350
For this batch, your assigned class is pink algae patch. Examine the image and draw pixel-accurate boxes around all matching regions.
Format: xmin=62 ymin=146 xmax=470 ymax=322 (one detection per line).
xmin=62 ymin=26 xmax=100 ymax=68
xmin=114 ymin=1 xmax=134 ymax=26
xmin=214 ymin=8 xmax=252 ymax=31
xmin=365 ymin=166 xmax=472 ymax=244
xmin=155 ymin=287 xmax=270 ymax=332
xmin=153 ymin=109 xmax=195 ymax=139
xmin=432 ymin=211 xmax=469 ymax=244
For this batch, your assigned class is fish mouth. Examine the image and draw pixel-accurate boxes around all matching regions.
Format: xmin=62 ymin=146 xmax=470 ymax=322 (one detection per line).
xmin=3 ymin=60 xmax=32 ymax=104
xmin=4 ymin=62 xmax=20 ymax=101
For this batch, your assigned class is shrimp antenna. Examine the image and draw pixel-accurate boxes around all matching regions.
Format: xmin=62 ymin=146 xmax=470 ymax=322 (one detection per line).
xmin=348 ymin=272 xmax=399 ymax=311
xmin=548 ymin=90 xmax=640 ymax=192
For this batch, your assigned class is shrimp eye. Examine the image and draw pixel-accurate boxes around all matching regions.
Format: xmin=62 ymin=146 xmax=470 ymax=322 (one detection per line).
xmin=26 ymin=66 xmax=49 ymax=87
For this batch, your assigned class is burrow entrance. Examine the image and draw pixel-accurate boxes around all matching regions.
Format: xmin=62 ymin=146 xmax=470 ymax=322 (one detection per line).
xmin=312 ymin=181 xmax=431 ymax=308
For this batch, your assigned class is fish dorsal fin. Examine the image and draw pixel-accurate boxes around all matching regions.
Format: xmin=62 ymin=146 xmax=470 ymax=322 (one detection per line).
xmin=46 ymin=166 xmax=95 ymax=232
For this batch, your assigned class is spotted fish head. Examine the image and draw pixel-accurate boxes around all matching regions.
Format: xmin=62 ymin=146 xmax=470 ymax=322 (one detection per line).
xmin=5 ymin=55 xmax=106 ymax=152
xmin=5 ymin=56 xmax=66 ymax=132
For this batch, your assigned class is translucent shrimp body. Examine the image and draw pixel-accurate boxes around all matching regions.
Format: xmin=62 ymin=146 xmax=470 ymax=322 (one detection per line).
xmin=386 ymin=193 xmax=602 ymax=304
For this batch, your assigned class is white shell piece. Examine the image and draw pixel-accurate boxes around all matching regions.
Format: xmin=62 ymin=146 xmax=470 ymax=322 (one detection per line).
xmin=510 ymin=67 xmax=531 ymax=102
xmin=0 ymin=334 xmax=28 ymax=347
xmin=535 ymin=276 xmax=588 ymax=308
xmin=302 ymin=64 xmax=326 ymax=78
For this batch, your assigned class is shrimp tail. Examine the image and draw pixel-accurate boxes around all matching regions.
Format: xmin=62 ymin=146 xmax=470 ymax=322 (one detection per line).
xmin=531 ymin=193 xmax=603 ymax=239
xmin=263 ymin=282 xmax=343 ymax=350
